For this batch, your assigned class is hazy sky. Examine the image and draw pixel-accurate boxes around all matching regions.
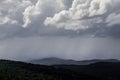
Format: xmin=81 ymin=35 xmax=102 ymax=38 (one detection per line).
xmin=0 ymin=0 xmax=120 ymax=61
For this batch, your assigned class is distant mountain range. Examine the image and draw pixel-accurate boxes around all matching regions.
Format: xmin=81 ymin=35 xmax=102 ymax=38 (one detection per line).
xmin=28 ymin=57 xmax=120 ymax=65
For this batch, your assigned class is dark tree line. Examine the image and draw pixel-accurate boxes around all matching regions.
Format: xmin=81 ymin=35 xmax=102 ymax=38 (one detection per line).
xmin=1 ymin=60 xmax=120 ymax=80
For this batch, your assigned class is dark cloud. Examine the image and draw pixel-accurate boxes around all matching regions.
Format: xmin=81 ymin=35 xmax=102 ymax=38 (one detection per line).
xmin=0 ymin=0 xmax=120 ymax=61
xmin=0 ymin=37 xmax=120 ymax=61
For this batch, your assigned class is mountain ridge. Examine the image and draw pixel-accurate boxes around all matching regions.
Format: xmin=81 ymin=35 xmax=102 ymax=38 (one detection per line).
xmin=28 ymin=57 xmax=120 ymax=65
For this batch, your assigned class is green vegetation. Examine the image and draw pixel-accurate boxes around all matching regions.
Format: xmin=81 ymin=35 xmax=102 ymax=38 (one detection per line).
xmin=1 ymin=60 xmax=120 ymax=80
xmin=0 ymin=60 xmax=62 ymax=80
xmin=0 ymin=60 xmax=97 ymax=80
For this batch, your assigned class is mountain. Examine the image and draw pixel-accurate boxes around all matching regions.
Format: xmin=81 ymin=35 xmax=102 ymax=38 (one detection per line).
xmin=1 ymin=60 xmax=120 ymax=80
xmin=28 ymin=57 xmax=120 ymax=65
xmin=54 ymin=62 xmax=120 ymax=80
xmin=0 ymin=60 xmax=101 ymax=80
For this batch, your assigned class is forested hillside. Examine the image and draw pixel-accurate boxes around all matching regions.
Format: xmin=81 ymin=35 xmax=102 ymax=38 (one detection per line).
xmin=0 ymin=60 xmax=120 ymax=80
xmin=0 ymin=60 xmax=100 ymax=80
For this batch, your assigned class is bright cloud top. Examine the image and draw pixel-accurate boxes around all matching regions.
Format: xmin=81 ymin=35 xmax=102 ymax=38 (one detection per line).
xmin=0 ymin=0 xmax=120 ymax=38
xmin=45 ymin=0 xmax=120 ymax=30
xmin=0 ymin=0 xmax=70 ymax=27
xmin=0 ymin=0 xmax=120 ymax=31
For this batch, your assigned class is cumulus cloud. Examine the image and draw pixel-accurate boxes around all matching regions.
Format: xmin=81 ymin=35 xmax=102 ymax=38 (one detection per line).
xmin=22 ymin=0 xmax=72 ymax=27
xmin=0 ymin=0 xmax=120 ymax=61
xmin=0 ymin=0 xmax=71 ymax=28
xmin=44 ymin=0 xmax=120 ymax=30
xmin=0 ymin=0 xmax=32 ymax=26
xmin=0 ymin=0 xmax=120 ymax=38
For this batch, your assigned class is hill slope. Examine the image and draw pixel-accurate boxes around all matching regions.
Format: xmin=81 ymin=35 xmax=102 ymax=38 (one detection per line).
xmin=54 ymin=62 xmax=120 ymax=80
xmin=0 ymin=60 xmax=100 ymax=80
xmin=1 ymin=60 xmax=120 ymax=80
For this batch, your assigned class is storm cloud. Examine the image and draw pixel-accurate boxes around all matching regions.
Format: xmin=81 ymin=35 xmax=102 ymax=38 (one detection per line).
xmin=0 ymin=0 xmax=120 ymax=61
xmin=0 ymin=37 xmax=120 ymax=61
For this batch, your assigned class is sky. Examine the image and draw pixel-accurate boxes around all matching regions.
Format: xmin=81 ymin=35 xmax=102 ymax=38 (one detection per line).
xmin=0 ymin=0 xmax=120 ymax=61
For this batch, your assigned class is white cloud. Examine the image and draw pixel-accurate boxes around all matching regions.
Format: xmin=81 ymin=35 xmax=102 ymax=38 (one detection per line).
xmin=44 ymin=0 xmax=120 ymax=30
xmin=0 ymin=0 xmax=32 ymax=26
xmin=0 ymin=0 xmax=120 ymax=31
xmin=0 ymin=16 xmax=17 ymax=25
xmin=22 ymin=0 xmax=71 ymax=27
xmin=23 ymin=0 xmax=42 ymax=27
xmin=0 ymin=0 xmax=119 ymax=37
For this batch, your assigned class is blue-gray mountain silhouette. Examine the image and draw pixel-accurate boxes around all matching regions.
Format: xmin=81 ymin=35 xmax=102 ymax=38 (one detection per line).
xmin=28 ymin=57 xmax=119 ymax=65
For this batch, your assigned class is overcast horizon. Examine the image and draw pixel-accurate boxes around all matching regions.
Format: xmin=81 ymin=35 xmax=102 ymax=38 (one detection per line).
xmin=0 ymin=0 xmax=120 ymax=61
